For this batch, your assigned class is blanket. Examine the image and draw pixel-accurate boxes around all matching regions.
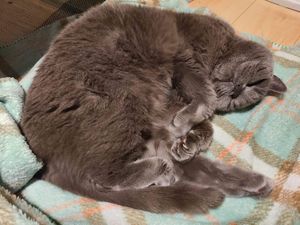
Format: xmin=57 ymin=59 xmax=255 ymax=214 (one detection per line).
xmin=0 ymin=78 xmax=42 ymax=192
xmin=0 ymin=186 xmax=54 ymax=225
xmin=0 ymin=0 xmax=299 ymax=224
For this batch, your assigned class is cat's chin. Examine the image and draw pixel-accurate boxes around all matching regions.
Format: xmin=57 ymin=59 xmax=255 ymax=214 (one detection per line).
xmin=215 ymin=99 xmax=252 ymax=113
xmin=216 ymin=90 xmax=265 ymax=112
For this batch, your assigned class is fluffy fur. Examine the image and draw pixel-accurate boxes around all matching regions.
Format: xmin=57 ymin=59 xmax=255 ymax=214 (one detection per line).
xmin=21 ymin=4 xmax=286 ymax=213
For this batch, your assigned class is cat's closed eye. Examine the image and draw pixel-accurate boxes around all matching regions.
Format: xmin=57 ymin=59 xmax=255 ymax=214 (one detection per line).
xmin=247 ymin=79 xmax=268 ymax=87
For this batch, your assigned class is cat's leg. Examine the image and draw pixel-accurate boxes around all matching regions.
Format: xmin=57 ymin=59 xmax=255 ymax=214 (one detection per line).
xmin=43 ymin=150 xmax=178 ymax=192
xmin=170 ymin=62 xmax=216 ymax=138
xmin=105 ymin=157 xmax=178 ymax=190
xmin=180 ymin=156 xmax=274 ymax=197
xmin=170 ymin=120 xmax=213 ymax=162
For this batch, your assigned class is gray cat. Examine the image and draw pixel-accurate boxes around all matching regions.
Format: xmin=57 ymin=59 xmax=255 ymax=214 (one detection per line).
xmin=21 ymin=4 xmax=287 ymax=213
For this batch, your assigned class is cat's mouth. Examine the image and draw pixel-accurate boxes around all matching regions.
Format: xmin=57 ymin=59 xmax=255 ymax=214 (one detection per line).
xmin=216 ymin=87 xmax=264 ymax=112
xmin=214 ymin=78 xmax=272 ymax=112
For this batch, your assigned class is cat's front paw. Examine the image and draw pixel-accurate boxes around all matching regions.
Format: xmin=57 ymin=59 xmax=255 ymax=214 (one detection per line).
xmin=190 ymin=120 xmax=213 ymax=152
xmin=169 ymin=110 xmax=192 ymax=138
xmin=172 ymin=109 xmax=189 ymax=128
xmin=170 ymin=121 xmax=214 ymax=162
xmin=170 ymin=136 xmax=199 ymax=163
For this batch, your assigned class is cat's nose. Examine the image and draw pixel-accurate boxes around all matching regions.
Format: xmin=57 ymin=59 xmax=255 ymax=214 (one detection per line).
xmin=231 ymin=84 xmax=245 ymax=98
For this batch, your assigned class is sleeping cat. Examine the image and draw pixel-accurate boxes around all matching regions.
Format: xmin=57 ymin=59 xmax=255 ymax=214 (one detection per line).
xmin=21 ymin=4 xmax=287 ymax=213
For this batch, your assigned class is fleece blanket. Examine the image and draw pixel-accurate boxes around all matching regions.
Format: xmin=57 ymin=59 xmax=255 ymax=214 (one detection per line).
xmin=0 ymin=0 xmax=299 ymax=224
xmin=0 ymin=186 xmax=54 ymax=225
xmin=0 ymin=77 xmax=42 ymax=192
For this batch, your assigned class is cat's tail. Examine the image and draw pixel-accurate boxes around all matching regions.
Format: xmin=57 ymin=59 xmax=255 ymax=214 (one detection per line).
xmin=76 ymin=183 xmax=225 ymax=213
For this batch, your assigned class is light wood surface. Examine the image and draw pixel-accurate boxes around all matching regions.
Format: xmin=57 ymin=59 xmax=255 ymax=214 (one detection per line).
xmin=189 ymin=0 xmax=300 ymax=45
xmin=0 ymin=0 xmax=69 ymax=44
xmin=1 ymin=0 xmax=300 ymax=45
xmin=0 ymin=0 xmax=58 ymax=44
xmin=189 ymin=0 xmax=256 ymax=23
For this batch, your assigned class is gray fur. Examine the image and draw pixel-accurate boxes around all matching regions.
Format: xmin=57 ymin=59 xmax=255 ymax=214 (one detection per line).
xmin=21 ymin=4 xmax=286 ymax=213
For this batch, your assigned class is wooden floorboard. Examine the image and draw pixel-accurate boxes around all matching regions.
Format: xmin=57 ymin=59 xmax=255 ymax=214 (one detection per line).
xmin=189 ymin=0 xmax=256 ymax=23
xmin=233 ymin=0 xmax=300 ymax=45
xmin=189 ymin=0 xmax=300 ymax=45
xmin=0 ymin=0 xmax=67 ymax=44
xmin=1 ymin=0 xmax=300 ymax=45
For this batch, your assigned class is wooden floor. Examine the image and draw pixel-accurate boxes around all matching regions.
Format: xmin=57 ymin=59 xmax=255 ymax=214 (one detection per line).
xmin=189 ymin=0 xmax=300 ymax=45
xmin=0 ymin=0 xmax=67 ymax=44
xmin=0 ymin=0 xmax=300 ymax=45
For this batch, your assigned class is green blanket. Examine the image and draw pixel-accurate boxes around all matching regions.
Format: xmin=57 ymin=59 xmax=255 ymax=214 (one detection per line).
xmin=0 ymin=186 xmax=53 ymax=225
xmin=0 ymin=78 xmax=42 ymax=192
xmin=1 ymin=0 xmax=299 ymax=224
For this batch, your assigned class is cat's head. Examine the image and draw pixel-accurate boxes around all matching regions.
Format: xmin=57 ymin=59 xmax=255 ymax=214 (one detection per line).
xmin=211 ymin=39 xmax=287 ymax=112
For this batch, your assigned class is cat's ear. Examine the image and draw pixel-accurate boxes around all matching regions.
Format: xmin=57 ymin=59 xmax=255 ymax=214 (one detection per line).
xmin=267 ymin=75 xmax=287 ymax=95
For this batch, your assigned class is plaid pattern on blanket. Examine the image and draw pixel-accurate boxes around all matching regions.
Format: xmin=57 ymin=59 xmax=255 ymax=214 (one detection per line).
xmin=0 ymin=186 xmax=53 ymax=225
xmin=0 ymin=0 xmax=299 ymax=224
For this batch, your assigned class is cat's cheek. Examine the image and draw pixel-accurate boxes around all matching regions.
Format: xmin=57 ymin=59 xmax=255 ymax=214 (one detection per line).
xmin=215 ymin=96 xmax=231 ymax=112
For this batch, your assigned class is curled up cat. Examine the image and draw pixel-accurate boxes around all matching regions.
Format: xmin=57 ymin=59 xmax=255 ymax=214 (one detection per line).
xmin=21 ymin=4 xmax=287 ymax=213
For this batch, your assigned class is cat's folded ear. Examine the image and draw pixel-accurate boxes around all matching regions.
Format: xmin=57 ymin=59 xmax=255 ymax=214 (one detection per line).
xmin=267 ymin=75 xmax=287 ymax=95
